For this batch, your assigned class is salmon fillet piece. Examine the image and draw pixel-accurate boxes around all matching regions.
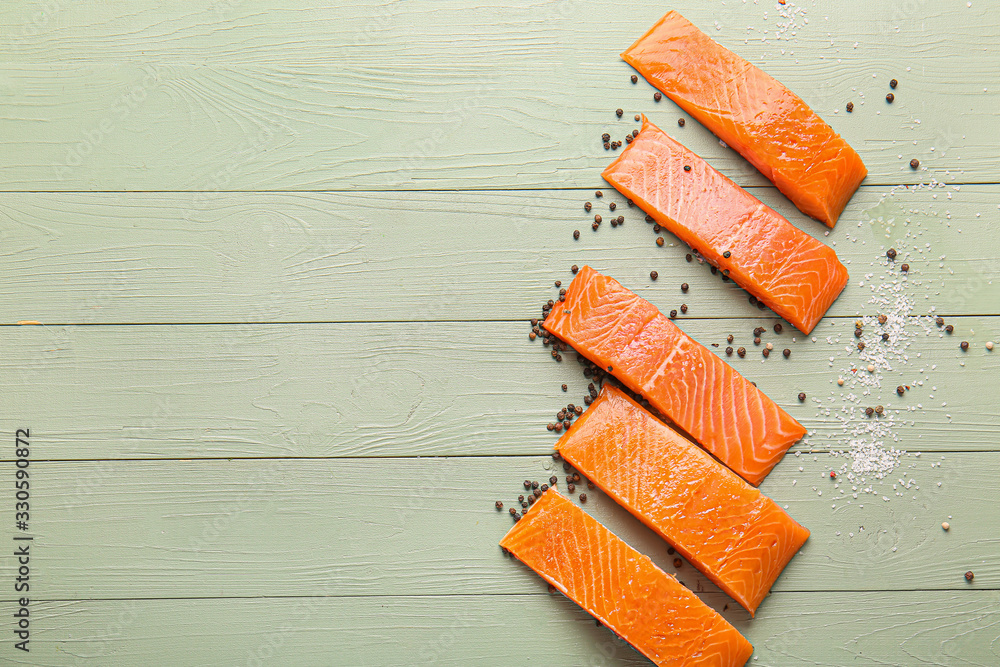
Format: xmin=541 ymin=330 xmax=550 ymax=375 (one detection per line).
xmin=556 ymin=385 xmax=810 ymax=615
xmin=543 ymin=266 xmax=805 ymax=485
xmin=622 ymin=11 xmax=867 ymax=227
xmin=500 ymin=489 xmax=754 ymax=667
xmin=603 ymin=117 xmax=849 ymax=335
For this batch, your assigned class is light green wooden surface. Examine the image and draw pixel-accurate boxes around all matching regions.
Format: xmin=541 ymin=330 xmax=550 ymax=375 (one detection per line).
xmin=1 ymin=1 xmax=998 ymax=665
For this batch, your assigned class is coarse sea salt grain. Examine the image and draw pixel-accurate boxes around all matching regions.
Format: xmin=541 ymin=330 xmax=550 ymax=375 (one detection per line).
xmin=821 ymin=243 xmax=941 ymax=503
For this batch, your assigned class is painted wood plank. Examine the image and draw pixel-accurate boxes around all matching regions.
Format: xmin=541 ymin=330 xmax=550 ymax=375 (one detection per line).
xmin=9 ymin=592 xmax=999 ymax=666
xmin=1 ymin=318 xmax=997 ymax=460
xmin=1 ymin=186 xmax=997 ymax=325
xmin=0 ymin=455 xmax=993 ymax=601
xmin=1 ymin=1 xmax=997 ymax=190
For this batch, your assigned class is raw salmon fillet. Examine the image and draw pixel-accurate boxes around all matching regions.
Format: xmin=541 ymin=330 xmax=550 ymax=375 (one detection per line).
xmin=622 ymin=11 xmax=867 ymax=227
xmin=556 ymin=385 xmax=810 ymax=615
xmin=543 ymin=266 xmax=805 ymax=485
xmin=603 ymin=117 xmax=849 ymax=335
xmin=500 ymin=489 xmax=753 ymax=667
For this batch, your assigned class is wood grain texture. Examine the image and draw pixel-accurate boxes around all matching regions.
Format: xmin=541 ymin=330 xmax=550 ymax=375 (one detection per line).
xmin=1 ymin=1 xmax=997 ymax=190
xmin=1 ymin=318 xmax=997 ymax=460
xmin=0 ymin=456 xmax=994 ymax=601
xmin=1 ymin=186 xmax=997 ymax=325
xmin=2 ymin=0 xmax=998 ymax=663
xmin=9 ymin=593 xmax=1000 ymax=666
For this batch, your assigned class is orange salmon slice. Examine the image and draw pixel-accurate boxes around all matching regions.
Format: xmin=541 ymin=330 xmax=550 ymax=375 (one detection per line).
xmin=556 ymin=385 xmax=810 ymax=615
xmin=500 ymin=489 xmax=754 ymax=667
xmin=603 ymin=117 xmax=849 ymax=335
xmin=543 ymin=266 xmax=805 ymax=485
xmin=622 ymin=11 xmax=867 ymax=227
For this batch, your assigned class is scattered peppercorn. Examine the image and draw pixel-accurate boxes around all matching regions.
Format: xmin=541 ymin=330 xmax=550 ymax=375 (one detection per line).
xmin=945 ymin=324 xmax=954 ymax=334
xmin=571 ymin=264 xmax=579 ymax=274
xmin=681 ymin=283 xmax=689 ymax=292
xmin=889 ymin=78 xmax=898 ymax=89
xmin=798 ymin=392 xmax=806 ymax=402
xmin=669 ymin=309 xmax=678 ymax=318
xmin=723 ymin=250 xmax=731 ymax=259
xmin=632 ymin=129 xmax=639 ymax=138
xmin=910 ymin=158 xmax=920 ymax=169
xmin=523 ymin=480 xmax=531 ymax=489
xmin=616 ymin=216 xmax=624 ymax=225
xmin=595 ymin=190 xmax=603 ymax=198
xmin=650 ymin=270 xmax=658 ymax=280
xmin=631 ymin=74 xmax=638 ymax=84
xmin=592 ymin=222 xmax=599 ymax=231
xmin=584 ymin=202 xmax=592 ymax=212
xmin=774 ymin=323 xmax=783 ymax=334
xmin=855 ymin=329 xmax=863 ymax=338
xmin=897 ymin=385 xmax=906 ymax=396
xmin=865 ymin=407 xmax=874 ymax=417
xmin=686 ymin=254 xmax=693 ymax=262
xmin=783 ymin=348 xmax=791 ymax=358
xmin=887 ymin=248 xmax=897 ymax=260
xmin=762 ymin=348 xmax=770 ymax=358
xmin=673 ymin=558 xmax=682 ymax=568
xmin=878 ymin=314 xmax=888 ymax=325
xmin=495 ymin=500 xmax=503 ymax=510
xmin=858 ymin=342 xmax=866 ymax=351
xmin=601 ymin=133 xmax=611 ymax=143
xmin=725 ymin=346 xmax=734 ymax=356
xmin=573 ymin=229 xmax=580 ymax=240
xmin=678 ymin=118 xmax=685 ymax=127
xmin=683 ymin=165 xmax=692 ymax=172
xmin=509 ymin=508 xmax=517 ymax=516
xmin=846 ymin=101 xmax=854 ymax=112
xmin=616 ymin=108 xmax=623 ymax=117
xmin=753 ymin=336 xmax=761 ymax=345
xmin=653 ymin=92 xmax=662 ymax=102
xmin=608 ymin=202 xmax=616 ymax=211
xmin=529 ymin=332 xmax=536 ymax=341
xmin=656 ymin=237 xmax=665 ymax=247
xmin=594 ymin=214 xmax=602 ymax=224
xmin=965 ymin=571 xmax=974 ymax=581
xmin=567 ymin=483 xmax=575 ymax=493
xmin=634 ymin=114 xmax=640 ymax=121
xmin=886 ymin=92 xmax=894 ymax=103
xmin=579 ymin=493 xmax=587 ymax=502
xmin=875 ymin=405 xmax=884 ymax=415
xmin=960 ymin=341 xmax=969 ymax=351
xmin=737 ymin=347 xmax=746 ymax=358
